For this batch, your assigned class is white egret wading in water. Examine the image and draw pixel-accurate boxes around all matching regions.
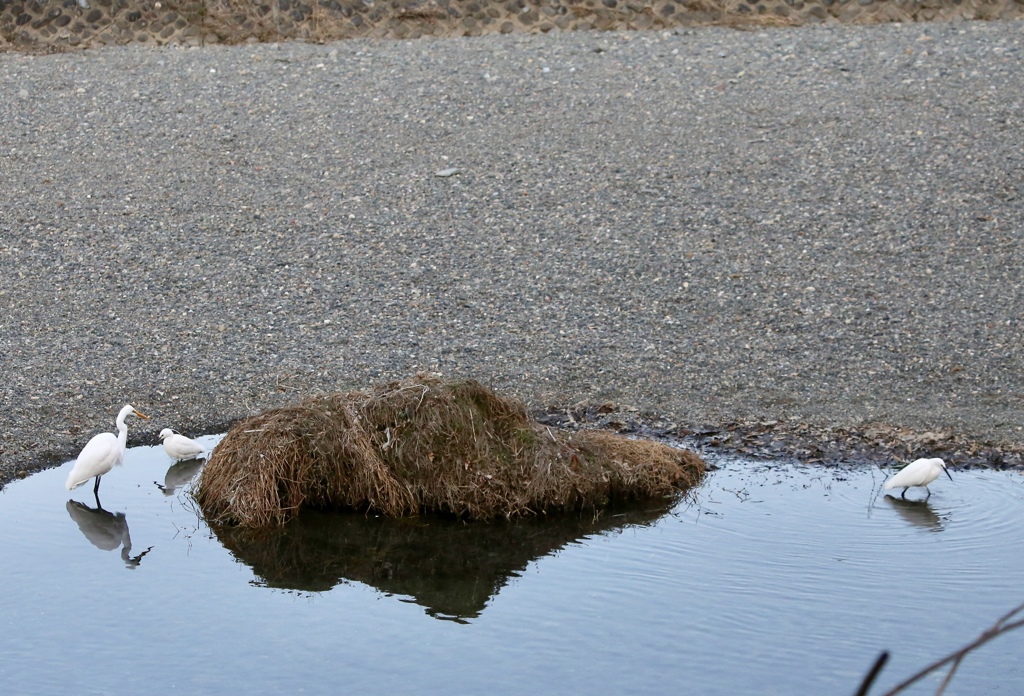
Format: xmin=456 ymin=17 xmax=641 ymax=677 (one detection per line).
xmin=66 ymin=405 xmax=150 ymax=500
xmin=159 ymin=428 xmax=207 ymax=461
xmin=883 ymin=457 xmax=952 ymax=500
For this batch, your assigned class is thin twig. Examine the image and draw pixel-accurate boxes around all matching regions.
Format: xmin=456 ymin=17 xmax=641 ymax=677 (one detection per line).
xmin=934 ymin=648 xmax=966 ymax=696
xmin=937 ymin=601 xmax=1024 ymax=696
xmin=854 ymin=651 xmax=889 ymax=696
xmin=878 ymin=601 xmax=1024 ymax=695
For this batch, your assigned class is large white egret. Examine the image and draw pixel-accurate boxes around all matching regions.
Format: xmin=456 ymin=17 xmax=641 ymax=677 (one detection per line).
xmin=883 ymin=457 xmax=953 ymax=500
xmin=66 ymin=405 xmax=150 ymax=497
xmin=158 ymin=428 xmax=207 ymax=461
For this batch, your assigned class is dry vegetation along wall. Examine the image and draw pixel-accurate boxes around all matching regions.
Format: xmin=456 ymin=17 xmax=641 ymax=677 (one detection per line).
xmin=1 ymin=0 xmax=1023 ymax=51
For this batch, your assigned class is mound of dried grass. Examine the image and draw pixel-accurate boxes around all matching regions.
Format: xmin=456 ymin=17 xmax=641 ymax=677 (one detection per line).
xmin=194 ymin=376 xmax=705 ymax=527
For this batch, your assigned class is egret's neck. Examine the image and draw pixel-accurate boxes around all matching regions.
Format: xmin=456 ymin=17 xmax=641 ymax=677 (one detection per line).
xmin=116 ymin=414 xmax=130 ymax=447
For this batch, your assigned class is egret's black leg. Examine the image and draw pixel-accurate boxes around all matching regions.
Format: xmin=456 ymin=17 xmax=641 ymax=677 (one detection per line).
xmin=924 ymin=487 xmax=931 ymax=501
xmin=901 ymin=488 xmax=908 ymax=499
xmin=93 ymin=476 xmax=102 ymax=495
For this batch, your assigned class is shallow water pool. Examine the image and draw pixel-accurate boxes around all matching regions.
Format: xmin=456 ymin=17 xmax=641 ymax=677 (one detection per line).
xmin=2 ymin=438 xmax=1023 ymax=695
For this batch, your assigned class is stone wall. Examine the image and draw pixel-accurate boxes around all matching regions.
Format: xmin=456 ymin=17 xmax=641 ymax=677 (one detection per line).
xmin=1 ymin=0 xmax=1022 ymax=50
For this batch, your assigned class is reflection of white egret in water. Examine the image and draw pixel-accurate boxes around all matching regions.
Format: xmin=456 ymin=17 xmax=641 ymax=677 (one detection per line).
xmin=884 ymin=495 xmax=944 ymax=532
xmin=65 ymin=500 xmax=153 ymax=568
xmin=157 ymin=458 xmax=205 ymax=497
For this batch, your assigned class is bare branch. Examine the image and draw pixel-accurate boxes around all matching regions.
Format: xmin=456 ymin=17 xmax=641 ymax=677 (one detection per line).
xmin=854 ymin=651 xmax=889 ymax=696
xmin=877 ymin=601 xmax=1024 ymax=695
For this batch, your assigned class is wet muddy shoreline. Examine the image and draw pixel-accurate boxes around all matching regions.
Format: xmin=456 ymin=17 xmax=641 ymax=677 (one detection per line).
xmin=8 ymin=405 xmax=1020 ymax=491
xmin=537 ymin=406 xmax=1024 ymax=470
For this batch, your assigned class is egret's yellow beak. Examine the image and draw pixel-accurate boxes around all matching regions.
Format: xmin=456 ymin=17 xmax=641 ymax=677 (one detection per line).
xmin=135 ymin=410 xmax=151 ymax=421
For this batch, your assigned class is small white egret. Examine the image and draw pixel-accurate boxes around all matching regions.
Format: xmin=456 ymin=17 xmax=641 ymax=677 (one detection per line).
xmin=158 ymin=428 xmax=207 ymax=461
xmin=66 ymin=405 xmax=150 ymax=498
xmin=883 ymin=457 xmax=953 ymax=500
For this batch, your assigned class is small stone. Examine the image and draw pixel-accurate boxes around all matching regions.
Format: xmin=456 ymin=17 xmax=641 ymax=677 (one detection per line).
xmin=435 ymin=168 xmax=461 ymax=178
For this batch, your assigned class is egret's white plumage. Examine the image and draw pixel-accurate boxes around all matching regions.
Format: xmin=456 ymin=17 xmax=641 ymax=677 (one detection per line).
xmin=66 ymin=405 xmax=150 ymax=496
xmin=883 ymin=457 xmax=952 ymax=499
xmin=159 ymin=428 xmax=206 ymax=461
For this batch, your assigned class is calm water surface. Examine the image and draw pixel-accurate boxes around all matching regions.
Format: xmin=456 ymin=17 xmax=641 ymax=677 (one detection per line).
xmin=2 ymin=437 xmax=1023 ymax=695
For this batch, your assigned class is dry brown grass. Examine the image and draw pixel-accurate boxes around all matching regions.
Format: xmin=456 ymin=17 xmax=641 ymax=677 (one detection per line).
xmin=5 ymin=0 xmax=1021 ymax=52
xmin=194 ymin=375 xmax=705 ymax=527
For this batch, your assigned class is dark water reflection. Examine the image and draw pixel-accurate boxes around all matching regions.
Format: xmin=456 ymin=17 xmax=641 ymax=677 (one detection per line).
xmin=215 ymin=503 xmax=674 ymax=621
xmin=65 ymin=453 xmax=204 ymax=567
xmin=65 ymin=500 xmax=152 ymax=567
xmin=156 ymin=458 xmax=205 ymax=497
xmin=882 ymin=494 xmax=945 ymax=532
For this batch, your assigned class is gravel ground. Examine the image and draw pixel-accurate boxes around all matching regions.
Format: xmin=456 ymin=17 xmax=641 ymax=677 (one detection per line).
xmin=1 ymin=21 xmax=1022 ymax=487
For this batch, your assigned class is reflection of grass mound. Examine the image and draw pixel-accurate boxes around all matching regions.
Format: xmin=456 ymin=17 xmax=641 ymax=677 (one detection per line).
xmin=215 ymin=503 xmax=674 ymax=620
xmin=195 ymin=376 xmax=704 ymax=528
